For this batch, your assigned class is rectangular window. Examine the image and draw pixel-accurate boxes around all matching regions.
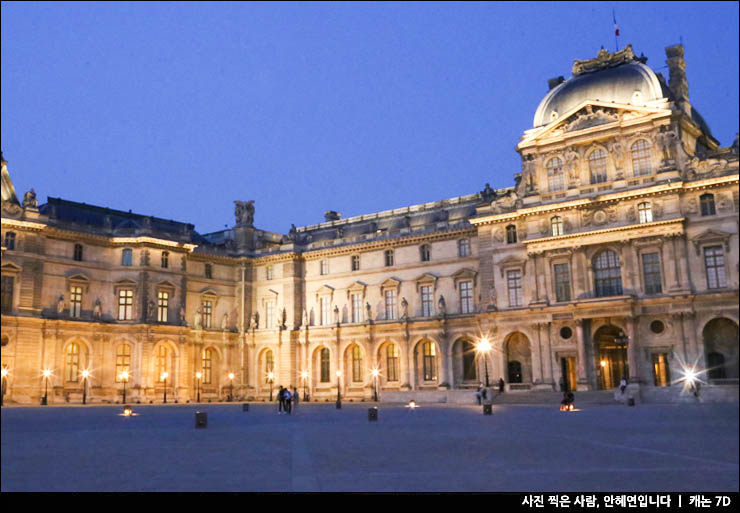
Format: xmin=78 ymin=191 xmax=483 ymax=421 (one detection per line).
xmin=642 ymin=253 xmax=662 ymax=295
xmin=69 ymin=286 xmax=82 ymax=318
xmin=265 ymin=300 xmax=275 ymax=329
xmin=385 ymin=250 xmax=394 ymax=267
xmin=118 ymin=289 xmax=133 ymax=320
xmin=203 ymin=350 xmax=213 ymax=384
xmin=352 ymin=347 xmax=362 ymax=382
xmin=1 ymin=275 xmax=14 ymax=313
xmin=115 ymin=345 xmax=131 ymax=382
xmin=266 ymin=265 xmax=273 ymax=280
xmin=351 ymin=255 xmax=360 ymax=271
xmin=421 ymin=285 xmax=433 ymax=316
xmin=205 ymin=263 xmax=213 ymax=279
xmin=74 ymin=244 xmax=83 ymax=262
xmin=202 ymin=300 xmax=212 ymax=328
xmin=121 ymin=249 xmax=133 ymax=266
xmin=459 ymin=281 xmax=474 ymax=314
xmin=507 ymin=270 xmax=522 ymax=307
xmin=157 ymin=291 xmax=169 ymax=322
xmin=384 ymin=290 xmax=397 ymax=320
xmin=320 ymin=260 xmax=329 ymax=275
xmin=459 ymin=239 xmax=471 ymax=257
xmin=320 ymin=297 xmax=330 ymax=326
xmin=704 ymin=246 xmax=726 ymax=289
xmin=161 ymin=251 xmax=169 ymax=268
xmin=320 ymin=349 xmax=330 ymax=383
xmin=553 ymin=263 xmax=571 ymax=303
xmin=386 ymin=345 xmax=398 ymax=382
xmin=652 ymin=353 xmax=670 ymax=387
xmin=351 ymin=293 xmax=362 ymax=323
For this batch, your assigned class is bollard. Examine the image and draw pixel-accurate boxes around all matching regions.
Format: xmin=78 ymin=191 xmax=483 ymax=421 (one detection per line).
xmin=195 ymin=411 xmax=208 ymax=429
xmin=336 ymin=399 xmax=342 ymax=409
xmin=483 ymin=403 xmax=493 ymax=415
xmin=242 ymin=403 xmax=249 ymax=412
xmin=627 ymin=397 xmax=635 ymax=407
xmin=368 ymin=407 xmax=378 ymax=421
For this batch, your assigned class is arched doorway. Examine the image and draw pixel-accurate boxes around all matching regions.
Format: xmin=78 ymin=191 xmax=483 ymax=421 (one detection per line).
xmin=703 ymin=318 xmax=739 ymax=381
xmin=504 ymin=332 xmax=531 ymax=384
xmin=452 ymin=339 xmax=478 ymax=387
xmin=593 ymin=325 xmax=628 ymax=390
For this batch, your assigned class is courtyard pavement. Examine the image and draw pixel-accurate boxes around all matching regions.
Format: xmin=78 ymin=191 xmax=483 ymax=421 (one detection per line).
xmin=1 ymin=401 xmax=738 ymax=492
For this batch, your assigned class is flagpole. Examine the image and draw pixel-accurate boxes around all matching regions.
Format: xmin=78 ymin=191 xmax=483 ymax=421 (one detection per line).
xmin=613 ymin=10 xmax=619 ymax=51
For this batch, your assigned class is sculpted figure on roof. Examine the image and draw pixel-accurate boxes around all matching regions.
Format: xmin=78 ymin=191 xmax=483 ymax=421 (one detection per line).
xmin=234 ymin=200 xmax=255 ymax=226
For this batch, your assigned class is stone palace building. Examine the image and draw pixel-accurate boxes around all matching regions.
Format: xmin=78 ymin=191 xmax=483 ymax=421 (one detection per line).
xmin=2 ymin=44 xmax=738 ymax=405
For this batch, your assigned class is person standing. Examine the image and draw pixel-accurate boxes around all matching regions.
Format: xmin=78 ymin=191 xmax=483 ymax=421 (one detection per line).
xmin=277 ymin=386 xmax=285 ymax=414
xmin=292 ymin=386 xmax=298 ymax=409
xmin=498 ymin=378 xmax=505 ymax=394
xmin=284 ymin=388 xmax=292 ymax=415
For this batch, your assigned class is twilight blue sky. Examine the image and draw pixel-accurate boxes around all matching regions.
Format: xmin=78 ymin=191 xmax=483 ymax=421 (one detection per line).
xmin=2 ymin=1 xmax=738 ymax=235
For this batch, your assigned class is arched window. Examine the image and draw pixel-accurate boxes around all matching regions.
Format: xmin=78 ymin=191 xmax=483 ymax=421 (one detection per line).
xmin=462 ymin=340 xmax=477 ymax=381
xmin=202 ymin=348 xmax=213 ymax=384
xmin=115 ymin=344 xmax=131 ymax=382
xmin=320 ymin=348 xmax=330 ymax=383
xmin=551 ymin=216 xmax=564 ymax=236
xmin=546 ymin=157 xmax=564 ymax=192
xmin=588 ymin=149 xmax=608 ymax=184
xmin=638 ymin=202 xmax=653 ymax=223
xmin=420 ymin=244 xmax=431 ymax=262
xmin=506 ymin=225 xmax=517 ymax=244
xmin=422 ymin=341 xmax=437 ymax=381
xmin=386 ymin=344 xmax=399 ymax=382
xmin=631 ymin=139 xmax=652 ymax=176
xmin=161 ymin=251 xmax=169 ymax=268
xmin=700 ymin=193 xmax=716 ymax=216
xmin=4 ymin=232 xmax=16 ymax=250
xmin=352 ymin=346 xmax=362 ymax=382
xmin=65 ymin=343 xmax=80 ymax=383
xmin=265 ymin=350 xmax=274 ymax=373
xmin=73 ymin=243 xmax=83 ymax=262
xmin=155 ymin=345 xmax=169 ymax=382
xmin=593 ymin=250 xmax=623 ymax=297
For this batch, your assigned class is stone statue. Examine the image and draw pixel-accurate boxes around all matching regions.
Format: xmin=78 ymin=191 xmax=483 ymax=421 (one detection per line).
xmin=732 ymin=133 xmax=739 ymax=156
xmin=401 ymin=297 xmax=409 ymax=319
xmin=253 ymin=311 xmax=260 ymax=330
xmin=194 ymin=307 xmax=202 ymax=330
xmin=480 ymin=183 xmax=496 ymax=202
xmin=22 ymin=188 xmax=38 ymax=209
xmin=608 ymin=140 xmax=625 ymax=171
xmin=303 ymin=308 xmax=309 ymax=328
xmin=564 ymin=149 xmax=580 ymax=184
xmin=281 ymin=308 xmax=287 ymax=329
xmin=57 ymin=295 xmax=65 ymax=316
xmin=179 ymin=306 xmax=186 ymax=325
xmin=234 ymin=200 xmax=255 ymax=226
xmin=366 ymin=302 xmax=372 ymax=321
xmin=333 ymin=305 xmax=340 ymax=324
xmin=221 ymin=312 xmax=229 ymax=331
xmin=656 ymin=127 xmax=677 ymax=162
xmin=288 ymin=224 xmax=298 ymax=241
xmin=93 ymin=298 xmax=103 ymax=320
xmin=438 ymin=295 xmax=446 ymax=316
xmin=147 ymin=300 xmax=156 ymax=321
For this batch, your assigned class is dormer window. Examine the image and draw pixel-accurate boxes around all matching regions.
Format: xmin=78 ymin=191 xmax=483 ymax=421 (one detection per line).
xmin=506 ymin=225 xmax=517 ymax=244
xmin=420 ymin=244 xmax=431 ymax=262
xmin=638 ymin=202 xmax=653 ymax=224
xmin=551 ymin=216 xmax=564 ymax=236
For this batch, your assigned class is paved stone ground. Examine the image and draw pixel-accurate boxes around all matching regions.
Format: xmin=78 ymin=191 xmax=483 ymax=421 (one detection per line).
xmin=1 ymin=402 xmax=737 ymax=492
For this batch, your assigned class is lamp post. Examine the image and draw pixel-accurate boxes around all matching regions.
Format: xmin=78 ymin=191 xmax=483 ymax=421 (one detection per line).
xmin=616 ymin=332 xmax=628 ymax=382
xmin=300 ymin=370 xmax=308 ymax=401
xmin=81 ymin=369 xmax=89 ymax=405
xmin=195 ymin=372 xmax=202 ymax=403
xmin=268 ymin=372 xmax=274 ymax=401
xmin=477 ymin=338 xmax=491 ymax=387
xmin=1 ymin=367 xmax=8 ymax=407
xmin=161 ymin=371 xmax=168 ymax=403
xmin=228 ymin=372 xmax=235 ymax=402
xmin=42 ymin=369 xmax=51 ymax=405
xmin=120 ymin=370 xmax=129 ymax=404
xmin=336 ymin=369 xmax=342 ymax=409
xmin=371 ymin=368 xmax=379 ymax=402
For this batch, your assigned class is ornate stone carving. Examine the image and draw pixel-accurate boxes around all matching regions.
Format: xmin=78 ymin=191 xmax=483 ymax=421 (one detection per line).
xmin=438 ymin=295 xmax=446 ymax=316
xmin=564 ymin=148 xmax=580 ymax=185
xmin=608 ymin=139 xmax=626 ymax=179
xmin=626 ymin=205 xmax=637 ymax=223
xmin=234 ymin=200 xmax=255 ymax=226
xmin=493 ymin=228 xmax=505 ymax=242
xmin=655 ymin=127 xmax=678 ymax=163
xmin=221 ymin=312 xmax=229 ymax=330
xmin=685 ymin=198 xmax=698 ymax=215
xmin=564 ymin=105 xmax=619 ymax=133
xmin=401 ymin=297 xmax=409 ymax=319
xmin=688 ymin=156 xmax=729 ymax=175
xmin=93 ymin=298 xmax=103 ymax=320
xmin=539 ymin=218 xmax=549 ymax=235
xmin=480 ymin=183 xmax=496 ymax=203
xmin=22 ymin=188 xmax=38 ymax=209
xmin=653 ymin=201 xmax=663 ymax=219
xmin=57 ymin=295 xmax=65 ymax=315
xmin=572 ymin=44 xmax=637 ymax=76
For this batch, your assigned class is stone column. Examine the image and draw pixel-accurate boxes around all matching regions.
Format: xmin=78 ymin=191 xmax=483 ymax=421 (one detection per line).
xmin=530 ymin=324 xmax=543 ymax=385
xmin=625 ymin=316 xmax=640 ymax=383
xmin=545 ymin=322 xmax=555 ymax=388
xmin=575 ymin=319 xmax=589 ymax=390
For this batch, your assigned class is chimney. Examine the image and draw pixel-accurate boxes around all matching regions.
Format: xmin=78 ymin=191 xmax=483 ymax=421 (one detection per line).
xmin=548 ymin=76 xmax=565 ymax=90
xmin=665 ymin=44 xmax=689 ymax=104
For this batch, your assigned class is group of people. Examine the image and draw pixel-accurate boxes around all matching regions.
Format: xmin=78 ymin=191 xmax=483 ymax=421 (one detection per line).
xmin=475 ymin=378 xmax=506 ymax=405
xmin=277 ymin=386 xmax=298 ymax=414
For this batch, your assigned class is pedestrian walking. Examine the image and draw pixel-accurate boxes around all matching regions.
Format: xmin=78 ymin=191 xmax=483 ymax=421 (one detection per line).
xmin=619 ymin=378 xmax=627 ymax=395
xmin=277 ymin=386 xmax=285 ymax=414
xmin=475 ymin=385 xmax=482 ymax=405
xmin=498 ymin=378 xmax=505 ymax=394
xmin=292 ymin=386 xmax=298 ymax=409
xmin=284 ymin=388 xmax=292 ymax=415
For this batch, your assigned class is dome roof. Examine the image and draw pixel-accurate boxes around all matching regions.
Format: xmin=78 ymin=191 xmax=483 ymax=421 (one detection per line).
xmin=533 ymin=61 xmax=665 ymax=128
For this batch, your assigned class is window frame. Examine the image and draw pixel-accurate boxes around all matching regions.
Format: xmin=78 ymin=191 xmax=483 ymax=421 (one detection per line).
xmin=588 ymin=148 xmax=608 ymax=184
xmin=121 ymin=248 xmax=133 ymax=267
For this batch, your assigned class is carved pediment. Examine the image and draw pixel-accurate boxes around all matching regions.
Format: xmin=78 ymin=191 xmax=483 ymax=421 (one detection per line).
xmin=452 ymin=268 xmax=478 ymax=287
xmin=346 ymin=281 xmax=367 ymax=300
xmin=572 ymin=44 xmax=638 ymax=76
xmin=315 ymin=285 xmax=335 ymax=300
xmin=691 ymin=229 xmax=732 ymax=254
xmin=157 ymin=280 xmax=178 ymax=290
xmin=115 ymin=278 xmax=138 ymax=287
xmin=198 ymin=287 xmax=220 ymax=297
xmin=380 ymin=277 xmax=402 ymax=291
xmin=497 ymin=256 xmax=527 ymax=278
xmin=1 ymin=261 xmax=22 ymax=272
xmin=414 ymin=272 xmax=438 ymax=292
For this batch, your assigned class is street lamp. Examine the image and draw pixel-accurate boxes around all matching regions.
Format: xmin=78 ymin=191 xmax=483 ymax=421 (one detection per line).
xmin=120 ymin=370 xmax=129 ymax=404
xmin=268 ymin=371 xmax=274 ymax=401
xmin=370 ymin=368 xmax=379 ymax=402
xmin=228 ymin=372 xmax=235 ymax=402
xmin=81 ymin=369 xmax=89 ymax=405
xmin=300 ymin=370 xmax=308 ymax=401
xmin=1 ymin=367 xmax=8 ymax=407
xmin=42 ymin=369 xmax=51 ymax=405
xmin=336 ymin=369 xmax=342 ymax=409
xmin=616 ymin=332 xmax=628 ymax=382
xmin=161 ymin=371 xmax=169 ymax=403
xmin=195 ymin=372 xmax=202 ymax=403
xmin=476 ymin=338 xmax=492 ymax=387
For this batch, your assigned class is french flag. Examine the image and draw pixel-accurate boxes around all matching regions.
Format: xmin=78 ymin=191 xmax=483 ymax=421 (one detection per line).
xmin=613 ymin=10 xmax=620 ymax=37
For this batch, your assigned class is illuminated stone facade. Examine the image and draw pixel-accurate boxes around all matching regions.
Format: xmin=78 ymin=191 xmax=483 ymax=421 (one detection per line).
xmin=2 ymin=44 xmax=738 ymax=404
